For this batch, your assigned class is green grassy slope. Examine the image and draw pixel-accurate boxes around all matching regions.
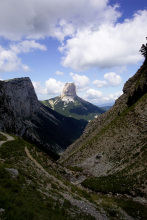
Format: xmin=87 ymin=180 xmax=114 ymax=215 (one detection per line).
xmin=0 ymin=135 xmax=95 ymax=220
xmin=41 ymin=96 xmax=105 ymax=121
xmin=0 ymin=133 xmax=146 ymax=220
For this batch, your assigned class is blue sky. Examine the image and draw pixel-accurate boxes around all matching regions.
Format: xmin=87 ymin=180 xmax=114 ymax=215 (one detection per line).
xmin=0 ymin=0 xmax=146 ymax=105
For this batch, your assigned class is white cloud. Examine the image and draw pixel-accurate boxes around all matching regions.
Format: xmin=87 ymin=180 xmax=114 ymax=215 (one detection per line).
xmin=0 ymin=0 xmax=120 ymax=41
xmin=93 ymin=72 xmax=122 ymax=88
xmin=60 ymin=10 xmax=147 ymax=71
xmin=104 ymin=72 xmax=122 ymax=86
xmin=83 ymin=89 xmax=123 ymax=104
xmin=70 ymin=72 xmax=90 ymax=91
xmin=0 ymin=45 xmax=28 ymax=72
xmin=108 ymin=91 xmax=123 ymax=101
xmin=33 ymin=78 xmax=65 ymax=97
xmin=0 ymin=0 xmax=121 ymax=73
xmin=10 ymin=40 xmax=47 ymax=54
xmin=1 ymin=0 xmax=146 ymax=75
xmin=55 ymin=71 xmax=64 ymax=76
xmin=22 ymin=65 xmax=30 ymax=72
xmin=84 ymin=89 xmax=103 ymax=100
xmin=32 ymin=81 xmax=46 ymax=95
xmin=0 ymin=40 xmax=47 ymax=73
xmin=45 ymin=78 xmax=65 ymax=95
xmin=93 ymin=80 xmax=108 ymax=88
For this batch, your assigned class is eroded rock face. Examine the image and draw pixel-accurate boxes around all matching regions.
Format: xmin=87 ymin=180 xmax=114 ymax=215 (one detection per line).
xmin=0 ymin=77 xmax=40 ymax=114
xmin=0 ymin=77 xmax=40 ymax=133
xmin=61 ymin=83 xmax=77 ymax=98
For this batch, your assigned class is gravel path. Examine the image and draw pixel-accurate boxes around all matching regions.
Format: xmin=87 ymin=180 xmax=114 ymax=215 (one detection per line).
xmin=61 ymin=192 xmax=109 ymax=220
xmin=0 ymin=132 xmax=14 ymax=147
xmin=25 ymin=147 xmax=69 ymax=191
xmin=25 ymin=147 xmax=109 ymax=220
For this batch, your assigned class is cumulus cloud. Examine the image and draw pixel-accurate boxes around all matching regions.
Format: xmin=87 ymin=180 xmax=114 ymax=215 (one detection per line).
xmin=108 ymin=91 xmax=123 ymax=101
xmin=0 ymin=0 xmax=120 ymax=41
xmin=83 ymin=89 xmax=123 ymax=104
xmin=0 ymin=40 xmax=47 ymax=73
xmin=0 ymin=45 xmax=28 ymax=72
xmin=45 ymin=78 xmax=65 ymax=94
xmin=70 ymin=72 xmax=90 ymax=91
xmin=33 ymin=78 xmax=65 ymax=97
xmin=93 ymin=80 xmax=108 ymax=88
xmin=84 ymin=89 xmax=103 ymax=100
xmin=55 ymin=71 xmax=64 ymax=76
xmin=93 ymin=72 xmax=122 ymax=88
xmin=1 ymin=0 xmax=146 ymax=74
xmin=104 ymin=72 xmax=122 ymax=86
xmin=60 ymin=10 xmax=147 ymax=70
xmin=32 ymin=81 xmax=46 ymax=95
xmin=10 ymin=40 xmax=47 ymax=54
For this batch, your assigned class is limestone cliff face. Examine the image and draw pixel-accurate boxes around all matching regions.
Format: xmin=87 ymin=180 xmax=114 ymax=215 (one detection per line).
xmin=0 ymin=77 xmax=40 ymax=134
xmin=61 ymin=83 xmax=77 ymax=99
xmin=0 ymin=77 xmax=87 ymax=158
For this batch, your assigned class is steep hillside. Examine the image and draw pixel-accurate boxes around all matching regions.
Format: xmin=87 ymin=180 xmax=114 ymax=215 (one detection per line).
xmin=41 ymin=83 xmax=105 ymax=121
xmin=60 ymin=62 xmax=147 ymax=197
xmin=0 ymin=78 xmax=87 ymax=157
xmin=0 ymin=132 xmax=146 ymax=220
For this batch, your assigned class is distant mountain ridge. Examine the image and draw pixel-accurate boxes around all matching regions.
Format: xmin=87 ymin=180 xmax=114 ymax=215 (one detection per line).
xmin=0 ymin=78 xmax=87 ymax=158
xmin=41 ymin=83 xmax=105 ymax=121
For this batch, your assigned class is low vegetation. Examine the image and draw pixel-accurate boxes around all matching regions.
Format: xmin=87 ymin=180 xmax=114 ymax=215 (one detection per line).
xmin=0 ymin=133 xmax=146 ymax=219
xmin=0 ymin=133 xmax=7 ymax=141
xmin=0 ymin=136 xmax=96 ymax=220
xmin=81 ymin=171 xmax=144 ymax=196
xmin=41 ymin=96 xmax=105 ymax=121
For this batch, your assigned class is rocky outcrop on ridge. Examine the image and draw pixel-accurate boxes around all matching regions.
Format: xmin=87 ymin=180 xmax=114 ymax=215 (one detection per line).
xmin=61 ymin=83 xmax=77 ymax=100
xmin=42 ymin=83 xmax=105 ymax=121
xmin=0 ymin=77 xmax=87 ymax=158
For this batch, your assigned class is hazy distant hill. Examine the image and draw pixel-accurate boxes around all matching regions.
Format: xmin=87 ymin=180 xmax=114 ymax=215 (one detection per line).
xmin=101 ymin=106 xmax=112 ymax=111
xmin=41 ymin=83 xmax=105 ymax=121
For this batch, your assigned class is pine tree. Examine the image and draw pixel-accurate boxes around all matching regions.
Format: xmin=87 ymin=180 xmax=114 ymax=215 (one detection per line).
xmin=139 ymin=37 xmax=147 ymax=61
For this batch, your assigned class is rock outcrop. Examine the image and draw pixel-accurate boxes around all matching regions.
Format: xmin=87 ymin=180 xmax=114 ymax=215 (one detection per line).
xmin=0 ymin=77 xmax=39 ymax=134
xmin=0 ymin=77 xmax=87 ymax=158
xmin=61 ymin=83 xmax=77 ymax=100
xmin=42 ymin=83 xmax=105 ymax=121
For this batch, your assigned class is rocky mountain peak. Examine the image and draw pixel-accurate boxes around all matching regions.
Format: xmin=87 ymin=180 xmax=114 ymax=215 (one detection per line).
xmin=61 ymin=83 xmax=77 ymax=101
